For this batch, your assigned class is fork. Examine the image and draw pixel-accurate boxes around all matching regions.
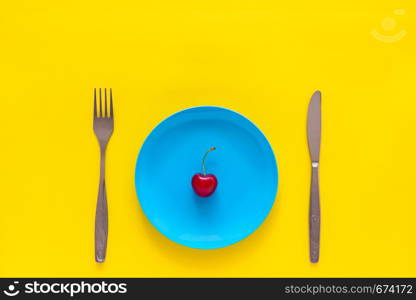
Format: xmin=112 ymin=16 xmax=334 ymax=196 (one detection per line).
xmin=93 ymin=88 xmax=114 ymax=263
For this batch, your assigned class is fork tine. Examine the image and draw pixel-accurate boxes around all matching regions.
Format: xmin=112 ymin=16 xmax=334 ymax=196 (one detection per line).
xmin=110 ymin=88 xmax=113 ymax=119
xmin=94 ymin=88 xmax=97 ymax=118
xmin=99 ymin=88 xmax=102 ymax=117
xmin=104 ymin=88 xmax=108 ymax=117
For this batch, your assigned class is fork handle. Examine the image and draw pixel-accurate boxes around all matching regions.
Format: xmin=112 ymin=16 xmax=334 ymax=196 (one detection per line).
xmin=309 ymin=163 xmax=320 ymax=263
xmin=95 ymin=149 xmax=108 ymax=263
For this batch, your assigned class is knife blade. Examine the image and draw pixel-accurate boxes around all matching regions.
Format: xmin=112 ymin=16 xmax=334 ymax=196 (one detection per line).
xmin=307 ymin=90 xmax=321 ymax=263
xmin=308 ymin=91 xmax=321 ymax=162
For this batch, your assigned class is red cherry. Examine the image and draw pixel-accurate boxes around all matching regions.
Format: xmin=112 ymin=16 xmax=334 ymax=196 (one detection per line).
xmin=192 ymin=173 xmax=218 ymax=197
xmin=191 ymin=147 xmax=218 ymax=197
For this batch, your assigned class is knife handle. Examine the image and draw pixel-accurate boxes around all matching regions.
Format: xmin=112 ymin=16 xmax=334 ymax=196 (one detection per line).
xmin=309 ymin=163 xmax=320 ymax=263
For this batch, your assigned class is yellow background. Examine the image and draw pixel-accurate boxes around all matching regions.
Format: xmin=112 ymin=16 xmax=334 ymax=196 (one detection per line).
xmin=0 ymin=1 xmax=415 ymax=277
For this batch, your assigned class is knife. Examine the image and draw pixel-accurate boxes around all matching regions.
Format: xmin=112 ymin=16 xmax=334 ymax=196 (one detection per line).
xmin=307 ymin=90 xmax=321 ymax=263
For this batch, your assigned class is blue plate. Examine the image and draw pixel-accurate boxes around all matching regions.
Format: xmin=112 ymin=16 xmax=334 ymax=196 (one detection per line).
xmin=135 ymin=106 xmax=278 ymax=249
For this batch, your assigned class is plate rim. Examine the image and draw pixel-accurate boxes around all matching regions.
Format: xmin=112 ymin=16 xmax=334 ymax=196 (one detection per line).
xmin=134 ymin=105 xmax=279 ymax=249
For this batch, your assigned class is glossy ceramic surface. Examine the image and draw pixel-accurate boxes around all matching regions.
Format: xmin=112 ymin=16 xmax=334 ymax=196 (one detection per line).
xmin=135 ymin=106 xmax=278 ymax=249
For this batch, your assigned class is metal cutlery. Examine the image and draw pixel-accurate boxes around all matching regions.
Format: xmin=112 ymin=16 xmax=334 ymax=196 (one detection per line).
xmin=307 ymin=90 xmax=321 ymax=263
xmin=93 ymin=88 xmax=114 ymax=263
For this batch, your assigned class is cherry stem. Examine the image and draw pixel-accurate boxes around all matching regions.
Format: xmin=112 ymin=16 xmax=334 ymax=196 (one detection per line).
xmin=202 ymin=147 xmax=216 ymax=176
